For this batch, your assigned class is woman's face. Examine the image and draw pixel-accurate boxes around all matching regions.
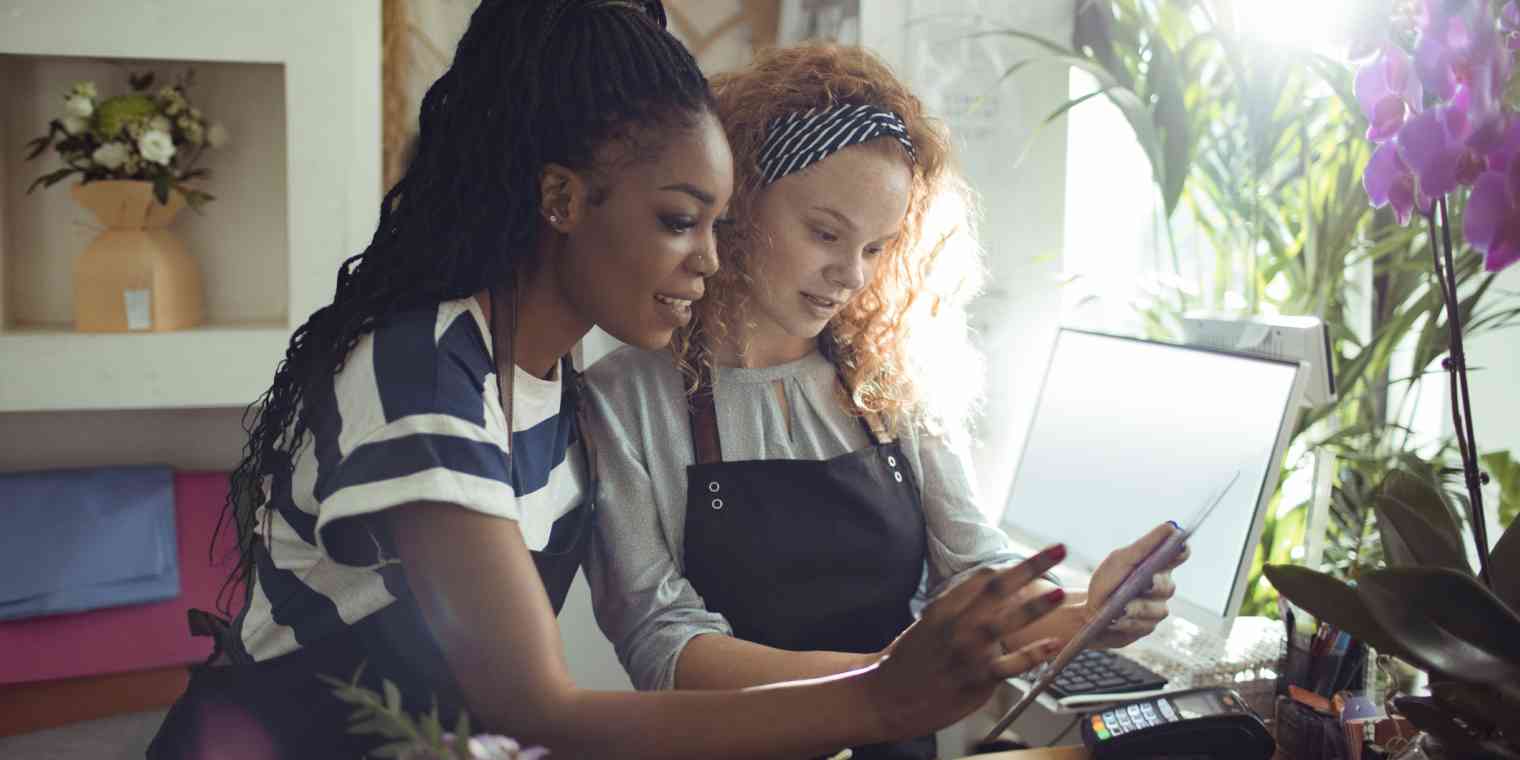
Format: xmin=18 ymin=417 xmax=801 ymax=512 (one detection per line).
xmin=555 ymin=110 xmax=734 ymax=350
xmin=743 ymin=142 xmax=912 ymax=360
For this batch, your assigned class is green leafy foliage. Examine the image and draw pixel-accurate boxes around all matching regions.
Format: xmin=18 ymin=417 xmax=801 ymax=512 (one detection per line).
xmin=320 ymin=666 xmax=470 ymax=760
xmin=1267 ymin=463 xmax=1520 ymax=753
xmin=985 ymin=0 xmax=1519 ymax=618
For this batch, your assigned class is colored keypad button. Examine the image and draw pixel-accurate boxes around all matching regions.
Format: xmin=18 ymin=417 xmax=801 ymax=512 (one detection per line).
xmin=1158 ymin=700 xmax=1178 ymax=721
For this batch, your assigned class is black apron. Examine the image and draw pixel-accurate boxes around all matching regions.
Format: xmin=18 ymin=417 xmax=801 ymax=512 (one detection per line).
xmin=149 ymin=291 xmax=597 ymax=759
xmin=681 ymin=374 xmax=934 ymax=760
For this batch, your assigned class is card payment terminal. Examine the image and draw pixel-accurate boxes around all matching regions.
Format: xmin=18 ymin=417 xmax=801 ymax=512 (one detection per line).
xmin=1081 ymin=687 xmax=1274 ymax=759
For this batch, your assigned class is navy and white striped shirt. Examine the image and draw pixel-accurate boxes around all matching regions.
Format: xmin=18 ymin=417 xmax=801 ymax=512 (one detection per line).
xmin=234 ymin=297 xmax=586 ymax=661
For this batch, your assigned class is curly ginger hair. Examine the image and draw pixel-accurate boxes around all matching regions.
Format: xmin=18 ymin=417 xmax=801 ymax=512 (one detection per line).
xmin=670 ymin=42 xmax=987 ymax=438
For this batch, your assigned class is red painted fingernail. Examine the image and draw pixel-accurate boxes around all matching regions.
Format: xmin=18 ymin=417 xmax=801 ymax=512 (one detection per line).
xmin=1042 ymin=544 xmax=1066 ymax=563
xmin=1043 ymin=588 xmax=1066 ymax=605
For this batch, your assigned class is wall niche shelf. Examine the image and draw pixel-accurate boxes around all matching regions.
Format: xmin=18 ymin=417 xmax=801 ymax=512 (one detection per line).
xmin=0 ymin=0 xmax=380 ymax=413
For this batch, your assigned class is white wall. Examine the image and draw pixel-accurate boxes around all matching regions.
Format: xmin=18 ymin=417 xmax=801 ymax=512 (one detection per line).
xmin=865 ymin=0 xmax=1073 ymax=518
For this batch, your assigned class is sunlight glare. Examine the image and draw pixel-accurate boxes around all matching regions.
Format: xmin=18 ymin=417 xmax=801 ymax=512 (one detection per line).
xmin=1235 ymin=0 xmax=1352 ymax=57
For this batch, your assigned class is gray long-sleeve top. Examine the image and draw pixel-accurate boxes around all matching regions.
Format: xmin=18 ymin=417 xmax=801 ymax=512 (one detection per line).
xmin=582 ymin=345 xmax=1027 ymax=692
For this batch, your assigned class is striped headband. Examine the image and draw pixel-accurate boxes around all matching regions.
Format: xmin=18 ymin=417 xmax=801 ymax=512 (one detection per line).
xmin=756 ymin=103 xmax=916 ymax=185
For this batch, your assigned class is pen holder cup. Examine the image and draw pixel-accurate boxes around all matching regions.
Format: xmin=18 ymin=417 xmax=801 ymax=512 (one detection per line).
xmin=1275 ymin=696 xmax=1350 ymax=760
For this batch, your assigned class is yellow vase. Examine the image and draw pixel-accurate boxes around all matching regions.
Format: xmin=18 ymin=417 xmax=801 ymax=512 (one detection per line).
xmin=69 ymin=180 xmax=204 ymax=333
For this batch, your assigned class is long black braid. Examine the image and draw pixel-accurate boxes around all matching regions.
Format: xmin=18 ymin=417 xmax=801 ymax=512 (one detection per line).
xmin=215 ymin=0 xmax=712 ymax=612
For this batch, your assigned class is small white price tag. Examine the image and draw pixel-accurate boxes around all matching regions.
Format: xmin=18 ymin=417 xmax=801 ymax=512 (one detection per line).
xmin=124 ymin=289 xmax=152 ymax=331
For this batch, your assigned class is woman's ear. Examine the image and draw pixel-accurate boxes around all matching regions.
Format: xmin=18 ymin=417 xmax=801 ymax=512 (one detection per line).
xmin=539 ymin=163 xmax=588 ymax=233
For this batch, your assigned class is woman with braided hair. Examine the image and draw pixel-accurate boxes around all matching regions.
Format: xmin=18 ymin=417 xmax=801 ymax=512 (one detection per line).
xmin=584 ymin=43 xmax=1191 ymax=759
xmin=149 ymin=4 xmax=1066 ymax=758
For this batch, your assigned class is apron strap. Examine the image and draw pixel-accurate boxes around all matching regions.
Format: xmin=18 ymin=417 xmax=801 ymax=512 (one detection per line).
xmin=689 ymin=366 xmax=723 ymax=465
xmin=491 ymin=283 xmax=593 ymax=481
xmin=687 ymin=366 xmax=893 ymax=465
xmin=489 ymin=283 xmax=517 ymax=458
xmin=571 ymin=361 xmax=598 ymax=481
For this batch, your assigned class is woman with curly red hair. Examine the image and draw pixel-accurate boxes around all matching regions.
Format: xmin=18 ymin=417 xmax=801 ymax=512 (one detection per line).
xmin=584 ymin=43 xmax=1186 ymax=759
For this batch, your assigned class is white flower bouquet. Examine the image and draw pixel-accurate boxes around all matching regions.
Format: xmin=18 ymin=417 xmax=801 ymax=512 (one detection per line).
xmin=25 ymin=69 xmax=226 ymax=210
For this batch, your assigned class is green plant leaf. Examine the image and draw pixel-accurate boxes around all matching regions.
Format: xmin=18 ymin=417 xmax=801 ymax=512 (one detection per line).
xmin=180 ymin=189 xmax=215 ymax=213
xmin=369 ymin=743 xmax=412 ymax=759
xmin=383 ymin=680 xmax=402 ymax=713
xmin=1146 ymin=32 xmax=1191 ymax=217
xmin=1491 ymin=518 xmax=1520 ymax=613
xmin=1483 ymin=451 xmax=1520 ymax=529
xmin=1359 ymin=568 xmax=1520 ymax=687
xmin=26 ymin=168 xmax=78 ymax=194
xmin=1429 ymin=681 xmax=1520 ymax=737
xmin=1392 ymin=696 xmax=1494 ymax=757
xmin=1375 ymin=469 xmax=1470 ymax=573
xmin=1262 ymin=565 xmax=1411 ymax=659
xmin=348 ymin=716 xmax=408 ymax=740
xmin=151 ymin=175 xmax=172 ymax=206
xmin=1044 ymin=87 xmax=1117 ymax=126
xmin=972 ymin=27 xmax=1076 ymax=58
xmin=25 ymin=136 xmax=53 ymax=160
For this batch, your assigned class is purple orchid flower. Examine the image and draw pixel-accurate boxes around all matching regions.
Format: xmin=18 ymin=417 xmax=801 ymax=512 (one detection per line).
xmin=1397 ymin=93 xmax=1487 ymax=197
xmin=1465 ymin=120 xmax=1520 ymax=271
xmin=1460 ymin=4 xmax=1513 ymax=154
xmin=1356 ymin=45 xmax=1423 ymax=142
xmin=1414 ymin=2 xmax=1474 ymax=101
xmin=1464 ymin=164 xmax=1520 ymax=271
xmin=1483 ymin=118 xmax=1520 ymax=172
xmin=1360 ymin=0 xmax=1519 ymax=272
xmin=1366 ymin=141 xmax=1423 ymax=223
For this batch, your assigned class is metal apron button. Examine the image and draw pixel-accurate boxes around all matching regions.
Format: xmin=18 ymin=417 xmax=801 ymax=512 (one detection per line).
xmin=711 ymin=497 xmax=724 ymax=510
xmin=708 ymin=481 xmax=720 ymax=492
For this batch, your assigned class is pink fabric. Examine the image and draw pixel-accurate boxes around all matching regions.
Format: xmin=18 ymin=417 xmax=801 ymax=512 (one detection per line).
xmin=0 ymin=471 xmax=235 ymax=684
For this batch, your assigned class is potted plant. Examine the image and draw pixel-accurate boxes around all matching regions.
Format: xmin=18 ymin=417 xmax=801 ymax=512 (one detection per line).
xmin=25 ymin=69 xmax=227 ymax=332
xmin=987 ymin=0 xmax=1520 ymax=619
xmin=1265 ymin=1 xmax=1520 ymax=755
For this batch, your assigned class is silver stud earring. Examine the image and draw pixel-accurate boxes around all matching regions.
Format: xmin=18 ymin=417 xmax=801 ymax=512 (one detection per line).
xmin=548 ymin=213 xmax=560 ymax=224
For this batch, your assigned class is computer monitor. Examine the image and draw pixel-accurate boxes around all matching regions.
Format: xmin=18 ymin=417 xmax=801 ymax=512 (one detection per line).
xmin=998 ymin=328 xmax=1308 ymax=635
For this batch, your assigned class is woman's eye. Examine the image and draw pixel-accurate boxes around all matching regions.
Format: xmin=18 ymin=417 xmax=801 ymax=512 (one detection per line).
xmin=813 ymin=228 xmax=838 ymax=243
xmin=864 ymin=246 xmax=884 ymax=258
xmin=662 ymin=216 xmax=698 ymax=233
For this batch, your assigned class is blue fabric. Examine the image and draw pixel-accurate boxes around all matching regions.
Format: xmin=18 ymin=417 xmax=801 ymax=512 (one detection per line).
xmin=0 ymin=465 xmax=179 ymax=621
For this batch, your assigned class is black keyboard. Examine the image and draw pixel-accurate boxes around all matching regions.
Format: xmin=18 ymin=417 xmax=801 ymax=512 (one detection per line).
xmin=1036 ymin=649 xmax=1168 ymax=698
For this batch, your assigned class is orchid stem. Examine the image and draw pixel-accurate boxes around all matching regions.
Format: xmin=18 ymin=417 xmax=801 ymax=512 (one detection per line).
xmin=1429 ymin=197 xmax=1492 ymax=587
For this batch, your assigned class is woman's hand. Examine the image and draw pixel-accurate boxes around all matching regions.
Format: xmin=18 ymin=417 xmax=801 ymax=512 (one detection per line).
xmin=1083 ymin=523 xmax=1190 ymax=649
xmin=860 ymin=545 xmax=1069 ymax=741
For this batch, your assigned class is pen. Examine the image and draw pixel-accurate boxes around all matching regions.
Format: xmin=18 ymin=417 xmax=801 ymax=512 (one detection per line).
xmin=1313 ymin=631 xmax=1351 ymax=696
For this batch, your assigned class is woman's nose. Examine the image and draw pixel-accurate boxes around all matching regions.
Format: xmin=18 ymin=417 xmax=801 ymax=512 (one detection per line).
xmin=829 ymin=254 xmax=867 ymax=290
xmin=689 ymin=235 xmax=719 ymax=277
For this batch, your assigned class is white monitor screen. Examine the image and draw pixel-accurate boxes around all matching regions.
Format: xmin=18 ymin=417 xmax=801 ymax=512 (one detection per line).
xmin=999 ymin=329 xmax=1303 ymax=627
